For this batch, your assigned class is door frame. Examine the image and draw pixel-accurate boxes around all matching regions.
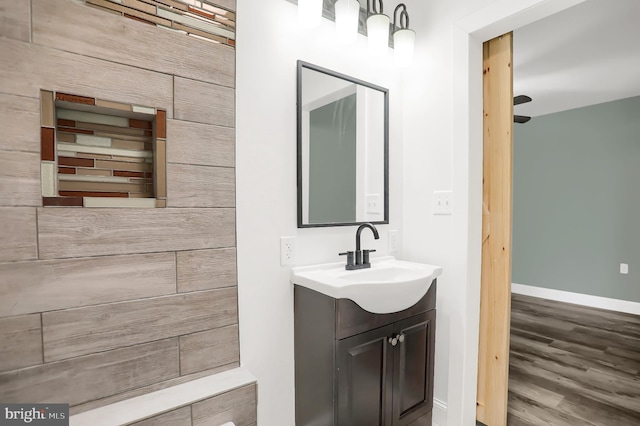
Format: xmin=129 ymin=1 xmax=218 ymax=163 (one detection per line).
xmin=448 ymin=1 xmax=588 ymax=425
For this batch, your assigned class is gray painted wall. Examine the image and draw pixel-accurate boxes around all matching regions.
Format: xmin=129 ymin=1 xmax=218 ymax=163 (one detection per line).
xmin=309 ymin=93 xmax=357 ymax=224
xmin=512 ymin=96 xmax=640 ymax=302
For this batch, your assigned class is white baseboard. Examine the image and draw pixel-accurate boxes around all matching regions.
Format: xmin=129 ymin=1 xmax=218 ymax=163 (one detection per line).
xmin=511 ymin=283 xmax=640 ymax=315
xmin=432 ymin=398 xmax=447 ymax=426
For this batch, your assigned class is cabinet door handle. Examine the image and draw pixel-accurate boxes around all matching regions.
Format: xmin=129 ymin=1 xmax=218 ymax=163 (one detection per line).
xmin=398 ymin=334 xmax=405 ymax=343
xmin=388 ymin=336 xmax=398 ymax=347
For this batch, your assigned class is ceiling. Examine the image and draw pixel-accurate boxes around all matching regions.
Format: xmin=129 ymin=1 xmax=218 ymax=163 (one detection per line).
xmin=513 ymin=0 xmax=640 ymax=118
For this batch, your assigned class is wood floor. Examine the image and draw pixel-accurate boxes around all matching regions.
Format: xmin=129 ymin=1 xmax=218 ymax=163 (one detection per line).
xmin=507 ymin=294 xmax=640 ymax=426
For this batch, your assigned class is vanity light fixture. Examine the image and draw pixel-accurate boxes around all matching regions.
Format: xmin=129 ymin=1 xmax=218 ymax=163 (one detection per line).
xmin=292 ymin=0 xmax=415 ymax=67
xmin=335 ymin=0 xmax=361 ymax=43
xmin=393 ymin=3 xmax=415 ymax=67
xmin=366 ymin=0 xmax=390 ymax=56
xmin=298 ymin=0 xmax=322 ymax=28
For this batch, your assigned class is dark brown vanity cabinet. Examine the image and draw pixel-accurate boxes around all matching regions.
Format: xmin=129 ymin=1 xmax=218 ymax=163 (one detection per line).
xmin=294 ymin=282 xmax=436 ymax=426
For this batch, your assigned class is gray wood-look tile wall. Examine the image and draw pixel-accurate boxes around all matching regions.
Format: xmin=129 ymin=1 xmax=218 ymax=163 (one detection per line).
xmin=0 ymin=0 xmax=246 ymax=419
xmin=128 ymin=384 xmax=257 ymax=426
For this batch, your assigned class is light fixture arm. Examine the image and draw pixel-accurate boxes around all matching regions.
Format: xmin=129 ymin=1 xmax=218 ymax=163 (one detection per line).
xmin=393 ymin=3 xmax=409 ymax=31
xmin=367 ymin=0 xmax=384 ymax=16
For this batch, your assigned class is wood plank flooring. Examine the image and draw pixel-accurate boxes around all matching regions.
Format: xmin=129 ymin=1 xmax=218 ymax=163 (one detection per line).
xmin=508 ymin=294 xmax=640 ymax=426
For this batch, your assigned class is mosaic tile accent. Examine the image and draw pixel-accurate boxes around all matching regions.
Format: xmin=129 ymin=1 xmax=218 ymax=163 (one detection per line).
xmin=41 ymin=127 xmax=55 ymax=161
xmin=83 ymin=197 xmax=157 ymax=208
xmin=95 ymin=99 xmax=132 ymax=112
xmin=43 ymin=197 xmax=84 ymax=207
xmin=41 ymin=162 xmax=56 ymax=197
xmin=39 ymin=90 xmax=167 ymax=208
xmin=84 ymin=0 xmax=235 ymax=48
xmin=40 ymin=90 xmax=55 ymax=128
xmin=56 ymin=92 xmax=96 ymax=105
xmin=154 ymin=139 xmax=167 ymax=198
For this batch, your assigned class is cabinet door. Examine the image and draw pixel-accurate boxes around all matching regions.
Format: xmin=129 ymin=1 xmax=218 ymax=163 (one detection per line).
xmin=392 ymin=311 xmax=436 ymax=425
xmin=337 ymin=325 xmax=394 ymax=426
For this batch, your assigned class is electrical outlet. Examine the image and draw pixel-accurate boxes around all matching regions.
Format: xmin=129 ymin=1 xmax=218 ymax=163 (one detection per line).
xmin=388 ymin=230 xmax=399 ymax=254
xmin=280 ymin=236 xmax=296 ymax=266
xmin=620 ymin=263 xmax=629 ymax=274
xmin=433 ymin=190 xmax=453 ymax=215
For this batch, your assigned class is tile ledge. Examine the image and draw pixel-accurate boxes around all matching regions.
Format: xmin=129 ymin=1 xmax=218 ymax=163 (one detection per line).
xmin=69 ymin=367 xmax=257 ymax=426
xmin=83 ymin=197 xmax=157 ymax=208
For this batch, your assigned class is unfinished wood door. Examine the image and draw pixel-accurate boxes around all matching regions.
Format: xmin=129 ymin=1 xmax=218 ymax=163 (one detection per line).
xmin=476 ymin=32 xmax=513 ymax=426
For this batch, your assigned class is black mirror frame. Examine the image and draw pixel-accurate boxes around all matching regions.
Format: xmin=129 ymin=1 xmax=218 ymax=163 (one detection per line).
xmin=297 ymin=60 xmax=390 ymax=228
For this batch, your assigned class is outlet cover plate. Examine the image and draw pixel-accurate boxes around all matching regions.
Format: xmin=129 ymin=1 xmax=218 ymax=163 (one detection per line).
xmin=388 ymin=230 xmax=399 ymax=254
xmin=280 ymin=236 xmax=296 ymax=266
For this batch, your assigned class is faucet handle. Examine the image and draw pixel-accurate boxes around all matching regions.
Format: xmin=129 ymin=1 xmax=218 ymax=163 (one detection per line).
xmin=339 ymin=251 xmax=355 ymax=267
xmin=362 ymin=249 xmax=376 ymax=265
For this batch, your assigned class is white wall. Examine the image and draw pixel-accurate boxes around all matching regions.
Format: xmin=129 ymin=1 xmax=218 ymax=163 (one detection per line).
xmin=401 ymin=1 xmax=586 ymax=425
xmin=235 ymin=2 xmax=404 ymax=424
xmin=236 ymin=0 xmax=586 ymax=425
xmin=400 ymin=2 xmax=494 ymax=423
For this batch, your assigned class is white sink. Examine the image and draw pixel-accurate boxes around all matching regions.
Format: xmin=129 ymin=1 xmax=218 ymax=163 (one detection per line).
xmin=290 ymin=256 xmax=443 ymax=314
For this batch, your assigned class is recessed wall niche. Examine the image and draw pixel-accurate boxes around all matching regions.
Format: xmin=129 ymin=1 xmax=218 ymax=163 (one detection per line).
xmin=39 ymin=90 xmax=167 ymax=208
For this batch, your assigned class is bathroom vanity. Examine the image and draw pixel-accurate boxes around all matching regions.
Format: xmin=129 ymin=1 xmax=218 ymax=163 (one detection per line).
xmin=294 ymin=280 xmax=437 ymax=425
xmin=294 ymin=60 xmax=439 ymax=424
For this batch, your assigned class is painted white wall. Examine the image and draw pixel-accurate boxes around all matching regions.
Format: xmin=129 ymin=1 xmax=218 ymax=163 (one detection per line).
xmin=235 ymin=2 xmax=404 ymax=424
xmin=404 ymin=1 xmax=588 ymax=425
xmin=236 ymin=0 xmax=587 ymax=425
xmin=400 ymin=2 xmax=495 ymax=424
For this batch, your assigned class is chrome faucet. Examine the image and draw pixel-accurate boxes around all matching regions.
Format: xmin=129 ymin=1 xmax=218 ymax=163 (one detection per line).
xmin=339 ymin=223 xmax=380 ymax=270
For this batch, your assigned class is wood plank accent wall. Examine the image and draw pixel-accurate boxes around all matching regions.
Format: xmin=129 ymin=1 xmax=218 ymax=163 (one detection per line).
xmin=128 ymin=384 xmax=257 ymax=426
xmin=0 ymin=0 xmax=245 ymax=419
xmin=32 ymin=0 xmax=235 ymax=86
xmin=0 ymin=0 xmax=31 ymax=42
xmin=192 ymin=384 xmax=257 ymax=426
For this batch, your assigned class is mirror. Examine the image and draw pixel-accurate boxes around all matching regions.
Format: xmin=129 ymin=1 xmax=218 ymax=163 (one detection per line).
xmin=297 ymin=61 xmax=389 ymax=228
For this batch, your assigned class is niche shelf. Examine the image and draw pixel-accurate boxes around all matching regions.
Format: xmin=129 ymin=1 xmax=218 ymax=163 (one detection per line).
xmin=40 ymin=90 xmax=167 ymax=208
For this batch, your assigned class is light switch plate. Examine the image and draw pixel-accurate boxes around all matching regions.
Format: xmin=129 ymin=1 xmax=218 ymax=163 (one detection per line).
xmin=620 ymin=263 xmax=629 ymax=274
xmin=366 ymin=194 xmax=382 ymax=214
xmin=433 ymin=191 xmax=453 ymax=215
